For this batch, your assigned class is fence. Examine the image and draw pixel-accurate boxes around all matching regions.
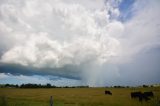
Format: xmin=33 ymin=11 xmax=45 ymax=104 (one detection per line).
xmin=50 ymin=96 xmax=53 ymax=106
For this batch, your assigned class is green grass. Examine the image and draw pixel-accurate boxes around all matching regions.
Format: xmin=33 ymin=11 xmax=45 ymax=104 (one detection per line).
xmin=0 ymin=87 xmax=160 ymax=106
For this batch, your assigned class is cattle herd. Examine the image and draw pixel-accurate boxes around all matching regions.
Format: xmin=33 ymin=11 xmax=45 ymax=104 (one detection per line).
xmin=105 ymin=90 xmax=112 ymax=95
xmin=131 ymin=91 xmax=154 ymax=101
xmin=105 ymin=90 xmax=154 ymax=102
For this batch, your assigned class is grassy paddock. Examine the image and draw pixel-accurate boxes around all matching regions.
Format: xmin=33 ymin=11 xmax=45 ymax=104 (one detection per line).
xmin=0 ymin=87 xmax=160 ymax=106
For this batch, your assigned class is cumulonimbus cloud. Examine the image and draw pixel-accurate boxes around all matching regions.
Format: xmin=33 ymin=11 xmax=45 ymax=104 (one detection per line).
xmin=0 ymin=0 xmax=160 ymax=86
xmin=0 ymin=0 xmax=123 ymax=67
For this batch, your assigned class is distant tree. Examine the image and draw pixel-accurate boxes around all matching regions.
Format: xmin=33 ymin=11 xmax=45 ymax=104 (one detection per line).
xmin=114 ymin=86 xmax=125 ymax=88
xmin=143 ymin=85 xmax=148 ymax=88
xmin=46 ymin=83 xmax=51 ymax=88
xmin=15 ymin=84 xmax=19 ymax=88
xmin=5 ymin=84 xmax=10 ymax=87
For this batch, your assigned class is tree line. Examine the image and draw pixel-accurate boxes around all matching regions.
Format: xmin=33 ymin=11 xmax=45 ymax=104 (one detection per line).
xmin=0 ymin=84 xmax=155 ymax=88
xmin=0 ymin=83 xmax=89 ymax=88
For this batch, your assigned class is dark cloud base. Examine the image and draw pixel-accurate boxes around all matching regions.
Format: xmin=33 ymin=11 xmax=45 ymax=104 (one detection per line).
xmin=0 ymin=63 xmax=81 ymax=80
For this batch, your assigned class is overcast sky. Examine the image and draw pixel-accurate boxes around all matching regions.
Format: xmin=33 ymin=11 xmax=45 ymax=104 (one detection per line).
xmin=0 ymin=0 xmax=160 ymax=87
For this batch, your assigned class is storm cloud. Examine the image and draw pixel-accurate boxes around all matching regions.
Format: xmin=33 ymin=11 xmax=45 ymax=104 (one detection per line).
xmin=0 ymin=0 xmax=160 ymax=86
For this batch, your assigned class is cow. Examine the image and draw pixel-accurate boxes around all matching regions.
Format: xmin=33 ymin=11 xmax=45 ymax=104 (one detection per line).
xmin=131 ymin=92 xmax=146 ymax=101
xmin=131 ymin=91 xmax=153 ymax=101
xmin=105 ymin=90 xmax=112 ymax=95
xmin=140 ymin=93 xmax=150 ymax=101
xmin=131 ymin=91 xmax=142 ymax=98
xmin=143 ymin=91 xmax=154 ymax=97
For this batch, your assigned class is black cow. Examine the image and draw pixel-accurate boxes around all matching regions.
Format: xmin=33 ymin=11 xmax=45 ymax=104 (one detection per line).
xmin=131 ymin=92 xmax=145 ymax=101
xmin=105 ymin=90 xmax=112 ymax=95
xmin=140 ymin=93 xmax=150 ymax=101
xmin=131 ymin=91 xmax=153 ymax=101
xmin=131 ymin=92 xmax=142 ymax=98
xmin=143 ymin=91 xmax=154 ymax=97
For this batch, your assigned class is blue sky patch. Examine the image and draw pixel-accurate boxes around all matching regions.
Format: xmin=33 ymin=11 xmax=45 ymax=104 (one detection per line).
xmin=118 ymin=0 xmax=135 ymax=22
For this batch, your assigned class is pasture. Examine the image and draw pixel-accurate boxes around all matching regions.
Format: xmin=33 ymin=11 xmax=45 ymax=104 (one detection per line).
xmin=0 ymin=87 xmax=160 ymax=106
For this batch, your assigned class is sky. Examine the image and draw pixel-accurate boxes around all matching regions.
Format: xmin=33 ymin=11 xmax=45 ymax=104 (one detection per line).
xmin=0 ymin=0 xmax=160 ymax=87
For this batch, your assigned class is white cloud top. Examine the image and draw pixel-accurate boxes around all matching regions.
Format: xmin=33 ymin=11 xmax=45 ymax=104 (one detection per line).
xmin=0 ymin=0 xmax=122 ymax=68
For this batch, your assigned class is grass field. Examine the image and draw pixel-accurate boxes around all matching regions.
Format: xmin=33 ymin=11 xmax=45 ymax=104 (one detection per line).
xmin=0 ymin=87 xmax=160 ymax=106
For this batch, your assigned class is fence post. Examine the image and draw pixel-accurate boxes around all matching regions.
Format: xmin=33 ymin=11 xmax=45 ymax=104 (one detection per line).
xmin=50 ymin=96 xmax=53 ymax=106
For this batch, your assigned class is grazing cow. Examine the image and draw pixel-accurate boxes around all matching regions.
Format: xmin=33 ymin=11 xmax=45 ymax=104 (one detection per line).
xmin=143 ymin=91 xmax=154 ymax=97
xmin=140 ymin=93 xmax=150 ymax=101
xmin=131 ymin=92 xmax=145 ymax=101
xmin=131 ymin=92 xmax=142 ymax=98
xmin=131 ymin=91 xmax=153 ymax=101
xmin=105 ymin=90 xmax=112 ymax=95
